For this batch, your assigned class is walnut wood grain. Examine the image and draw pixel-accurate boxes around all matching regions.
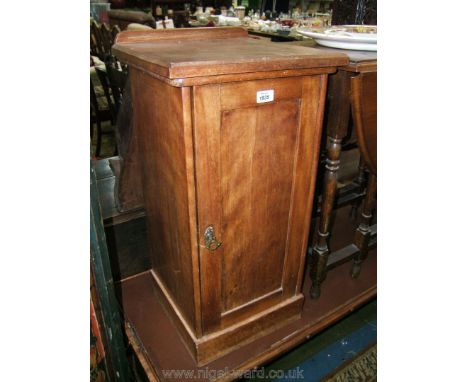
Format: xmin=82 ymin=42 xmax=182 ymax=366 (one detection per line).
xmin=122 ymin=27 xmax=343 ymax=365
xmin=282 ymin=75 xmax=328 ymax=297
xmin=192 ymin=84 xmax=224 ymax=335
xmin=113 ymin=28 xmax=348 ymax=80
xmin=193 ymin=76 xmax=328 ymax=341
xmin=129 ymin=68 xmax=198 ymax=334
xmin=115 ymin=26 xmax=248 ymax=45
xmin=219 ymin=100 xmax=297 ymax=312
xmin=124 ymin=65 xmax=337 ymax=88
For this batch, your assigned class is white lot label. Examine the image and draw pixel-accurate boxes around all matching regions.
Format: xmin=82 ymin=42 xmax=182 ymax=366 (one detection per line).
xmin=256 ymin=89 xmax=274 ymax=103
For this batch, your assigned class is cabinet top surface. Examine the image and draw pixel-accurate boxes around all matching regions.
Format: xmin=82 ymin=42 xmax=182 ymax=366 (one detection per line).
xmin=112 ymin=27 xmax=349 ymax=80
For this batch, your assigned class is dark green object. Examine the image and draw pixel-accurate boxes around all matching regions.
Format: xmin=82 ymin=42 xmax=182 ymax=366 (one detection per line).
xmin=91 ymin=159 xmax=132 ymax=381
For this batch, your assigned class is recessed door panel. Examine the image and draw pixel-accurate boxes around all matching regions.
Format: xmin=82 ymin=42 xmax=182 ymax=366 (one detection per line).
xmin=220 ymin=100 xmax=300 ymax=313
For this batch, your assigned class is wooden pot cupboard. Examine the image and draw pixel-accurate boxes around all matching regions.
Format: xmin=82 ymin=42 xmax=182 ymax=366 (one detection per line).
xmin=112 ymin=27 xmax=348 ymax=366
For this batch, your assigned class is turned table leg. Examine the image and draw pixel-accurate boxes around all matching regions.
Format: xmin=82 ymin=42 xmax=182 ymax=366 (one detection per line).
xmin=310 ymin=136 xmax=342 ymax=298
xmin=310 ymin=70 xmax=351 ymax=299
xmin=351 ymin=173 xmax=377 ymax=279
xmin=350 ymin=156 xmax=367 ymax=219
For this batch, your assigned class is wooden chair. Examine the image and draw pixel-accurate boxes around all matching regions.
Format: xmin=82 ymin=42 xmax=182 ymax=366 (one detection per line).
xmin=349 ymin=71 xmax=377 ymax=278
xmin=104 ymin=55 xmax=128 ymax=121
xmin=90 ymin=20 xmax=122 ymax=157
xmin=94 ymin=56 xmax=128 ymax=121
xmin=90 ymin=20 xmax=121 ymax=61
xmin=100 ymin=23 xmax=113 ymax=58
xmin=90 ymin=79 xmax=112 ymax=157
xmin=91 ymin=60 xmax=115 ymax=157
xmin=90 ymin=20 xmax=105 ymax=59
xmin=92 ymin=55 xmax=128 ymax=158
xmin=94 ymin=66 xmax=115 ymax=121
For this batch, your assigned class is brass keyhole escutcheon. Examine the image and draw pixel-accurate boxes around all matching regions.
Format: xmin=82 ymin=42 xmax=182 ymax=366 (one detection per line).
xmin=204 ymin=225 xmax=222 ymax=252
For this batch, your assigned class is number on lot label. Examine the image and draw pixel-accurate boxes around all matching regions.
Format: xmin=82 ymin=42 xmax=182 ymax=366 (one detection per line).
xmin=256 ymin=89 xmax=274 ymax=103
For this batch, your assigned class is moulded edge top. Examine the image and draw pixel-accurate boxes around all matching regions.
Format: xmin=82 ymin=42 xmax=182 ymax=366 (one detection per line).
xmin=112 ymin=27 xmax=349 ymax=81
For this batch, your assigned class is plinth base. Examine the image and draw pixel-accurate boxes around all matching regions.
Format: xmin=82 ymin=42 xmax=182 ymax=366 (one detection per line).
xmin=119 ymin=248 xmax=376 ymax=382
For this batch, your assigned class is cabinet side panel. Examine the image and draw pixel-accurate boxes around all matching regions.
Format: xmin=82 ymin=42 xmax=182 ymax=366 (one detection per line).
xmin=282 ymin=74 xmax=328 ymax=295
xmin=130 ymin=68 xmax=196 ymax=331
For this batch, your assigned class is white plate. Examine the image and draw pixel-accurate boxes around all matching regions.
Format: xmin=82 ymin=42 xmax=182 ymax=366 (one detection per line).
xmin=297 ymin=25 xmax=377 ymax=51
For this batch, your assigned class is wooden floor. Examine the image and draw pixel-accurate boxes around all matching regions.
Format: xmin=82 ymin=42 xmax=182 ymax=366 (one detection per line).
xmin=117 ymin=204 xmax=376 ymax=381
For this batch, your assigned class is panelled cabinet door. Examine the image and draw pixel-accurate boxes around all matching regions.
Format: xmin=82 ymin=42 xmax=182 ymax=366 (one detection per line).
xmin=193 ymin=76 xmax=327 ymax=335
